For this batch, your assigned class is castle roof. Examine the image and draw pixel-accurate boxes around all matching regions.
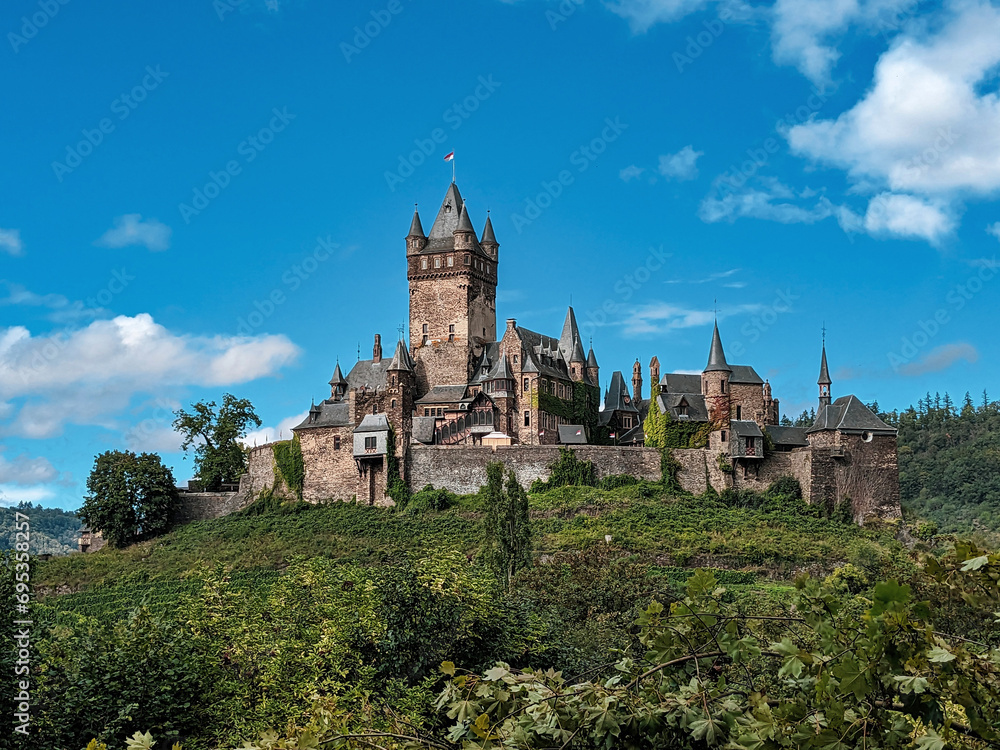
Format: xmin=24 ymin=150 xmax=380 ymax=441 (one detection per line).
xmin=657 ymin=392 xmax=709 ymax=422
xmin=818 ymin=345 xmax=832 ymax=385
xmin=730 ymin=419 xmax=763 ymax=438
xmin=407 ymin=207 xmax=425 ymax=238
xmin=355 ymin=413 xmax=391 ymax=433
xmin=411 ymin=416 xmax=437 ymax=444
xmin=388 ymin=338 xmax=414 ymax=372
xmin=705 ymin=321 xmax=732 ymax=373
xmin=766 ymin=425 xmax=809 ymax=447
xmin=807 ymin=395 xmax=896 ymax=435
xmin=346 ymin=357 xmax=391 ymax=391
xmin=558 ymin=307 xmax=582 ymax=364
xmin=293 ymin=399 xmax=351 ymax=430
xmin=603 ymin=370 xmax=638 ymax=414
xmin=423 ymin=182 xmax=488 ymax=256
xmin=488 ymin=354 xmax=513 ymax=380
xmin=729 ymin=364 xmax=764 ymax=385
xmin=328 ymin=362 xmax=348 ymax=387
xmin=558 ymin=424 xmax=588 ymax=444
xmin=586 ymin=346 xmax=598 ymax=368
xmin=660 ymin=373 xmax=702 ymax=394
xmin=514 ymin=326 xmax=575 ymax=380
xmin=415 ymin=385 xmax=469 ymax=405
xmin=481 ymin=214 xmax=497 ymax=245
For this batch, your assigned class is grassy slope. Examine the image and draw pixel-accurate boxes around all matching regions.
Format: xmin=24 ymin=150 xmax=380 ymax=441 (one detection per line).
xmin=37 ymin=485 xmax=899 ymax=615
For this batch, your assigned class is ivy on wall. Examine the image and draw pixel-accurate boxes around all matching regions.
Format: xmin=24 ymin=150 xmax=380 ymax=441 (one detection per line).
xmin=531 ymin=380 xmax=606 ymax=444
xmin=386 ymin=425 xmax=410 ymax=507
xmin=644 ymin=383 xmax=713 ymax=449
xmin=272 ymin=435 xmax=304 ymax=500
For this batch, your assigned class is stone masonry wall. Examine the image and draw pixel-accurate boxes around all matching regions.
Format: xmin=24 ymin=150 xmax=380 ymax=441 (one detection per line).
xmin=729 ymin=450 xmax=813 ymax=501
xmin=172 ymin=491 xmax=252 ymax=524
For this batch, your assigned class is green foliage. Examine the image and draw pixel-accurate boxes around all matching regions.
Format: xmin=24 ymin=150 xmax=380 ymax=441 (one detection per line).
xmin=405 ymin=484 xmax=459 ymax=513
xmin=766 ymin=474 xmax=802 ymax=500
xmin=535 ymin=381 xmax=603 ymax=443
xmin=482 ymin=463 xmax=532 ymax=592
xmin=659 ymin=447 xmax=682 ymax=493
xmin=596 ymin=473 xmax=640 ymax=490
xmin=916 ymin=519 xmax=940 ymax=540
xmin=271 ymin=435 xmax=304 ymax=500
xmin=385 ymin=425 xmax=410 ymax=507
xmin=80 ymin=450 xmax=177 ymax=548
xmin=173 ymin=394 xmax=261 ymax=491
xmin=0 ymin=502 xmax=82 ymax=555
xmin=436 ymin=546 xmax=1000 ymax=749
xmin=529 ymin=447 xmax=597 ymax=493
xmin=645 ymin=389 xmax=713 ymax=450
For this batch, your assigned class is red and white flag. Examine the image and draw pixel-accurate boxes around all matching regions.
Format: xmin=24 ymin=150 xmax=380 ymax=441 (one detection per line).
xmin=443 ymin=151 xmax=455 ymax=162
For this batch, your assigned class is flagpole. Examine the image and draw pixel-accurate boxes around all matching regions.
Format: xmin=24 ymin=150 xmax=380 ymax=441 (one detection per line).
xmin=452 ymin=154 xmax=456 ymax=183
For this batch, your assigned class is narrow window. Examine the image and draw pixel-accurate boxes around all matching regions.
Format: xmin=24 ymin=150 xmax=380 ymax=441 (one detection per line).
xmin=391 ymin=399 xmax=397 ymax=408
xmin=447 ymin=255 xmax=454 ymax=267
xmin=420 ymin=258 xmax=427 ymax=270
xmin=448 ymin=334 xmax=454 ymax=342
xmin=721 ymin=379 xmax=727 ymax=394
xmin=422 ymin=323 xmax=428 ymax=333
xmin=523 ymin=378 xmax=529 ymax=392
xmin=424 ymin=408 xmax=429 ymax=416
xmin=449 ymin=324 xmax=455 ymax=333
xmin=334 ymin=435 xmax=341 ymax=450
xmin=736 ymin=405 xmax=742 ymax=420
xmin=434 ymin=257 xmax=441 ymax=269
xmin=513 ymin=354 xmax=518 ymax=363
xmin=524 ymin=411 xmax=530 ymax=426
xmin=464 ymin=254 xmax=471 ymax=265
xmin=721 ymin=431 xmax=727 ymax=442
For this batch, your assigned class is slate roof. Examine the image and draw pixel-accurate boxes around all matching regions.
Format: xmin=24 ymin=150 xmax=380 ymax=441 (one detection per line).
xmin=807 ymin=395 xmax=897 ymax=435
xmin=660 ymin=373 xmax=702 ymax=394
xmin=515 ymin=325 xmax=575 ymax=380
xmin=481 ymin=215 xmax=497 ymax=245
xmin=603 ymin=371 xmax=637 ymax=413
xmin=818 ymin=345 xmax=832 ymax=385
xmin=618 ymin=424 xmax=645 ymax=444
xmin=423 ymin=182 xmax=488 ymax=256
xmin=586 ymin=346 xmax=599 ymax=368
xmin=558 ymin=424 xmax=588 ymax=444
xmin=415 ymin=385 xmax=469 ymax=405
xmin=347 ymin=358 xmax=391 ymax=391
xmin=657 ymin=392 xmax=709 ymax=422
xmin=471 ymin=342 xmax=501 ymax=382
xmin=355 ymin=413 xmax=390 ymax=433
xmin=730 ymin=420 xmax=764 ymax=438
xmin=766 ymin=425 xmax=809 ymax=447
xmin=729 ymin=364 xmax=764 ymax=385
xmin=408 ymin=208 xmax=424 ymax=238
xmin=558 ymin=307 xmax=584 ymax=364
xmin=388 ymin=339 xmax=414 ymax=372
xmin=328 ymin=362 xmax=348 ymax=387
xmin=411 ymin=416 xmax=437 ymax=444
xmin=293 ymin=400 xmax=351 ymax=430
xmin=488 ymin=354 xmax=513 ymax=380
xmin=705 ymin=322 xmax=732 ymax=373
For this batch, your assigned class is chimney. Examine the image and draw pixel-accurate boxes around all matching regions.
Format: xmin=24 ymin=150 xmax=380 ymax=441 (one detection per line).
xmin=506 ymin=318 xmax=516 ymax=332
xmin=373 ymin=334 xmax=382 ymax=363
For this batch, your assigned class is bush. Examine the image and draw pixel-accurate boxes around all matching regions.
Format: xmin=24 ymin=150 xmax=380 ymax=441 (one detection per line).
xmin=766 ymin=475 xmax=802 ymax=500
xmin=531 ymin=448 xmax=598 ymax=493
xmin=405 ymin=485 xmax=459 ymax=513
xmin=916 ymin=520 xmax=939 ymax=540
xmin=597 ymin=474 xmax=640 ymax=490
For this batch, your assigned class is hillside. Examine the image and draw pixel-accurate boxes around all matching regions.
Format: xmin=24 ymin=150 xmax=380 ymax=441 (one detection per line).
xmin=874 ymin=393 xmax=1000 ymax=539
xmin=0 ymin=502 xmax=81 ymax=555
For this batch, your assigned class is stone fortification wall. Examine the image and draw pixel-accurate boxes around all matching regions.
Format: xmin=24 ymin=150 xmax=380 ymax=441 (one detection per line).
xmin=172 ymin=491 xmax=251 ymax=524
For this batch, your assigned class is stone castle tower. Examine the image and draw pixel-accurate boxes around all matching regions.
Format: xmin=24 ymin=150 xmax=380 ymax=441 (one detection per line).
xmin=406 ymin=183 xmax=498 ymax=397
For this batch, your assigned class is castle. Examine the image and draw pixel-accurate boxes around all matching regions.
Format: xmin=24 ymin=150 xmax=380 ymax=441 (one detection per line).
xmin=244 ymin=180 xmax=902 ymax=523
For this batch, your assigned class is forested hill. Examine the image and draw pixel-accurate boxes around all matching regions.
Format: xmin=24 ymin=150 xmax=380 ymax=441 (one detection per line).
xmin=0 ymin=502 xmax=82 ymax=555
xmin=870 ymin=392 xmax=1000 ymax=536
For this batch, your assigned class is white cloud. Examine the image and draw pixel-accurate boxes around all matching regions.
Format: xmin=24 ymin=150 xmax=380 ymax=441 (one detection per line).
xmin=0 ymin=229 xmax=23 ymax=257
xmin=619 ymin=164 xmax=646 ymax=182
xmin=0 ymin=282 xmax=103 ymax=324
xmin=606 ymin=0 xmax=712 ymax=31
xmin=0 ymin=450 xmax=60 ymax=485
xmin=620 ymin=302 xmax=760 ymax=337
xmin=0 ymin=485 xmax=55 ymax=506
xmin=243 ymin=410 xmax=310 ymax=446
xmin=789 ymin=1 xmax=1000 ymax=200
xmin=699 ymin=177 xmax=836 ymax=224
xmin=988 ymin=222 xmax=1000 ymax=241
xmin=659 ymin=145 xmax=704 ymax=180
xmin=0 ymin=313 xmax=300 ymax=438
xmin=860 ymin=192 xmax=956 ymax=244
xmin=95 ymin=214 xmax=172 ymax=252
xmin=898 ymin=342 xmax=979 ymax=376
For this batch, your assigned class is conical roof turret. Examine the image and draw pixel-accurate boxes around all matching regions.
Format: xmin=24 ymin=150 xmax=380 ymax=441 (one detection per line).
xmin=481 ymin=214 xmax=497 ymax=245
xmin=558 ymin=306 xmax=582 ymax=363
xmin=704 ymin=321 xmax=732 ymax=373
xmin=407 ymin=206 xmax=425 ymax=238
xmin=455 ymin=202 xmax=476 ymax=235
xmin=388 ymin=338 xmax=414 ymax=372
xmin=586 ymin=346 xmax=599 ymax=368
xmin=328 ymin=362 xmax=348 ymax=387
xmin=818 ymin=345 xmax=831 ymax=385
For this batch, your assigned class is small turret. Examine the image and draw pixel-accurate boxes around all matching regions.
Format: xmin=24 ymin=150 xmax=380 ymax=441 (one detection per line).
xmin=701 ymin=321 xmax=732 ymax=426
xmin=586 ymin=345 xmax=599 ymax=386
xmin=453 ymin=203 xmax=477 ymax=251
xmin=329 ymin=361 xmax=348 ymax=401
xmin=481 ymin=212 xmax=498 ymax=260
xmin=388 ymin=338 xmax=414 ymax=373
xmin=650 ymin=356 xmax=660 ymax=384
xmin=406 ymin=205 xmax=426 ymax=254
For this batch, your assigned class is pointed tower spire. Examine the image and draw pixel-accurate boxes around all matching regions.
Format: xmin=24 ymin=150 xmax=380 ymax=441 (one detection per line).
xmin=818 ymin=332 xmax=832 ymax=410
xmin=388 ymin=338 xmax=414 ymax=372
xmin=558 ymin=306 xmax=582 ymax=363
xmin=407 ymin=204 xmax=425 ymax=238
xmin=481 ymin=211 xmax=499 ymax=260
xmin=456 ymin=202 xmax=476 ymax=234
xmin=704 ymin=321 xmax=732 ymax=373
xmin=329 ymin=360 xmax=348 ymax=401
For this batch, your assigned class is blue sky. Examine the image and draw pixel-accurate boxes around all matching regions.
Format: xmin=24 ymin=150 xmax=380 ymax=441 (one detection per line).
xmin=2 ymin=0 xmax=998 ymax=510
